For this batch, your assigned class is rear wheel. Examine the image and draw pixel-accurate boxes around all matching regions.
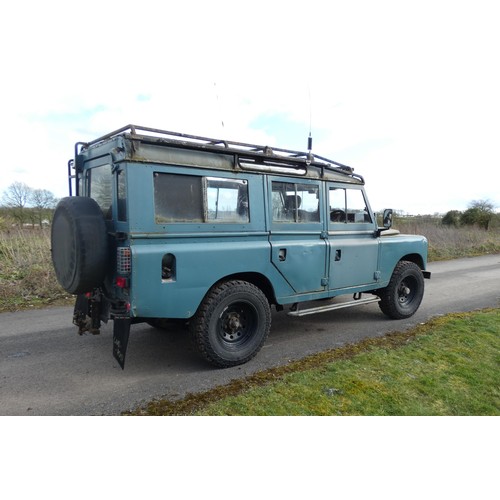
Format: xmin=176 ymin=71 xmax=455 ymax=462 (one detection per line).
xmin=378 ymin=261 xmax=425 ymax=319
xmin=190 ymin=280 xmax=271 ymax=368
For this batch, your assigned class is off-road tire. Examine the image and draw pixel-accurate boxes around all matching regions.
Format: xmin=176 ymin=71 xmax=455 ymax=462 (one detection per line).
xmin=51 ymin=196 xmax=109 ymax=295
xmin=190 ymin=280 xmax=271 ymax=368
xmin=378 ymin=261 xmax=425 ymax=319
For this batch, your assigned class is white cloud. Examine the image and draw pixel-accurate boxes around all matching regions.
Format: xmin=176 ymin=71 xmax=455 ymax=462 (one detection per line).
xmin=1 ymin=0 xmax=499 ymax=213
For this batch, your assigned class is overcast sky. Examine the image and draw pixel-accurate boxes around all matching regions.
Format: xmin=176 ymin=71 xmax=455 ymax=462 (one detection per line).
xmin=1 ymin=0 xmax=498 ymax=214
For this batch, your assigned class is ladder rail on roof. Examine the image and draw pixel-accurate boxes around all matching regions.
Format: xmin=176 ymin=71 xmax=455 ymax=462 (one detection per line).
xmin=81 ymin=124 xmax=360 ymax=180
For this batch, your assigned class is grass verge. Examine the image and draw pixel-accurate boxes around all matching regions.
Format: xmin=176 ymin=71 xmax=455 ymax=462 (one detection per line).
xmin=0 ymin=229 xmax=72 ymax=312
xmin=127 ymin=309 xmax=500 ymax=416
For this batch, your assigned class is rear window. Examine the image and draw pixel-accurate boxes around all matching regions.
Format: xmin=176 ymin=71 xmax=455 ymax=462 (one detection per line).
xmin=154 ymin=173 xmax=203 ymax=223
xmin=89 ymin=164 xmax=112 ymax=218
xmin=154 ymin=173 xmax=249 ymax=224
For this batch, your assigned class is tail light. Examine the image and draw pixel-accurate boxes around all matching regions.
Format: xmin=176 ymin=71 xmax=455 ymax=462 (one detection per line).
xmin=115 ymin=276 xmax=128 ymax=288
xmin=117 ymin=247 xmax=131 ymax=274
xmin=116 ymin=247 xmax=131 ymax=289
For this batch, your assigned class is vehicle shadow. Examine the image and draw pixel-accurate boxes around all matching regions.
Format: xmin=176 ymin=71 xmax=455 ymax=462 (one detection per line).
xmin=120 ymin=300 xmax=389 ymax=376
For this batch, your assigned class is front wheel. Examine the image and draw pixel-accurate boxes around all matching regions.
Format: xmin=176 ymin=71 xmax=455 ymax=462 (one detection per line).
xmin=190 ymin=280 xmax=271 ymax=368
xmin=378 ymin=261 xmax=425 ymax=319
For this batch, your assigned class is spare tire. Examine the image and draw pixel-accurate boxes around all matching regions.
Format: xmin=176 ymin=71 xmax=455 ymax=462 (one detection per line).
xmin=51 ymin=197 xmax=109 ymax=294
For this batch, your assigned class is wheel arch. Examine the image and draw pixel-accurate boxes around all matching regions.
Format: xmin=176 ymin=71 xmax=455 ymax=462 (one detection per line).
xmin=211 ymin=272 xmax=276 ymax=306
xmin=399 ymin=253 xmax=425 ymax=270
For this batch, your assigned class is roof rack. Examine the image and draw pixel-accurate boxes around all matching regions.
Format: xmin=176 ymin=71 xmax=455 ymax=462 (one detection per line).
xmin=81 ymin=124 xmax=363 ymax=182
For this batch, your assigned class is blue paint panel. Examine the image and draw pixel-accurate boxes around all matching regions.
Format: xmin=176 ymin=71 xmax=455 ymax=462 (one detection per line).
xmin=270 ymin=234 xmax=327 ymax=293
xmin=329 ymin=234 xmax=379 ymax=289
xmin=378 ymin=235 xmax=429 ymax=280
xmin=129 ymin=237 xmax=294 ymax=318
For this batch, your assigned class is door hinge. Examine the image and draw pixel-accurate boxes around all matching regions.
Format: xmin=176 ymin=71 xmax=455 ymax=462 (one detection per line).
xmin=374 ymin=270 xmax=381 ymax=281
xmin=321 ymin=277 xmax=329 ymax=287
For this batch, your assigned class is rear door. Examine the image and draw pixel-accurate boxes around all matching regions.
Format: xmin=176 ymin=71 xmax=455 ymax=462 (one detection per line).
xmin=269 ymin=177 xmax=328 ymax=294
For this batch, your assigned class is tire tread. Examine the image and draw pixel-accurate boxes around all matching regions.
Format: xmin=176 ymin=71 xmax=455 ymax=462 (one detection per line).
xmin=190 ymin=280 xmax=271 ymax=368
xmin=378 ymin=261 xmax=424 ymax=319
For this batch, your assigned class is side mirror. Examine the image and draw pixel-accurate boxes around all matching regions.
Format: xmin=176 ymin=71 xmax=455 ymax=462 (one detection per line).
xmin=375 ymin=209 xmax=393 ymax=237
xmin=383 ymin=208 xmax=393 ymax=229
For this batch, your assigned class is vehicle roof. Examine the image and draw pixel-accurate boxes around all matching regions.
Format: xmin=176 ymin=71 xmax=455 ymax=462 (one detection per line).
xmin=78 ymin=124 xmax=364 ymax=184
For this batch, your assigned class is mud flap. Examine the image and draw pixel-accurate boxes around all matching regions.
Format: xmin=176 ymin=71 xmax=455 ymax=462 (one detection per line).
xmin=113 ymin=316 xmax=131 ymax=370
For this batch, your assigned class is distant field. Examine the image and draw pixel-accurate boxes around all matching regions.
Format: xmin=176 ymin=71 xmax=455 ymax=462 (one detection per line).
xmin=0 ymin=229 xmax=72 ymax=312
xmin=393 ymin=218 xmax=500 ymax=260
xmin=1 ymin=223 xmax=499 ymax=312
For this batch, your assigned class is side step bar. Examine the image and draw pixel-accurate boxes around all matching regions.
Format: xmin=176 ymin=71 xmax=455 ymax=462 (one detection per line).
xmin=288 ymin=296 xmax=380 ymax=317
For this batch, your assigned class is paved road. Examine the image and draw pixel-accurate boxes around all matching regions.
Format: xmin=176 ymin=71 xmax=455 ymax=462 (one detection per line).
xmin=1 ymin=254 xmax=499 ymax=415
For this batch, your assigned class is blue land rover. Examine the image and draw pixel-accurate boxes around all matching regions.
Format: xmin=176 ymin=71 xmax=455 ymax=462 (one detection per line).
xmin=51 ymin=125 xmax=430 ymax=368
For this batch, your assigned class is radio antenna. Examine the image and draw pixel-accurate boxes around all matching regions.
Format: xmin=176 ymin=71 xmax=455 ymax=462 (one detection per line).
xmin=307 ymin=85 xmax=313 ymax=162
xmin=214 ymin=82 xmax=225 ymax=131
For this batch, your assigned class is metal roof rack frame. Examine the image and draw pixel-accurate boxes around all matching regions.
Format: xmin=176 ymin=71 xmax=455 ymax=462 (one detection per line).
xmin=79 ymin=124 xmax=364 ymax=182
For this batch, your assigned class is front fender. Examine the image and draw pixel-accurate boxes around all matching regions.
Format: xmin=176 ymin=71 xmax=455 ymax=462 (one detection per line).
xmin=378 ymin=234 xmax=429 ymax=283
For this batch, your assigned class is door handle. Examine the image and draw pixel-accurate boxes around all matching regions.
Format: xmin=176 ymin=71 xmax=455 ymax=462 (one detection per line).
xmin=335 ymin=249 xmax=342 ymax=261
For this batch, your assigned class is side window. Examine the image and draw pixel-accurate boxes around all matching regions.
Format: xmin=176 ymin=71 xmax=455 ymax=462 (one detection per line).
xmin=207 ymin=178 xmax=249 ymax=223
xmin=89 ymin=164 xmax=113 ymax=219
xmin=272 ymin=181 xmax=320 ymax=222
xmin=329 ymin=187 xmax=372 ymax=224
xmin=329 ymin=188 xmax=346 ymax=222
xmin=272 ymin=181 xmax=320 ymax=223
xmin=154 ymin=173 xmax=249 ymax=224
xmin=154 ymin=173 xmax=203 ymax=223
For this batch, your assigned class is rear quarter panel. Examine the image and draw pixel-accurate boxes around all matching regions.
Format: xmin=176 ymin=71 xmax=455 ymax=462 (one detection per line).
xmin=129 ymin=236 xmax=294 ymax=318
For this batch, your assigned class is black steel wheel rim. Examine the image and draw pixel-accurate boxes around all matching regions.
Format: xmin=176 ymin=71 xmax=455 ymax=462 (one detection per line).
xmin=397 ymin=276 xmax=418 ymax=307
xmin=217 ymin=301 xmax=258 ymax=348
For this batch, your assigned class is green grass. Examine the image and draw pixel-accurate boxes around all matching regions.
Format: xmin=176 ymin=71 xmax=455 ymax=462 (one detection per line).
xmin=128 ymin=309 xmax=500 ymax=416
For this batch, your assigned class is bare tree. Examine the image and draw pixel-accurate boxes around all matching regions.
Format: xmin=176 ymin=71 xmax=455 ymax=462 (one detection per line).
xmin=31 ymin=188 xmax=58 ymax=227
xmin=469 ymin=199 xmax=495 ymax=213
xmin=1 ymin=182 xmax=33 ymax=227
